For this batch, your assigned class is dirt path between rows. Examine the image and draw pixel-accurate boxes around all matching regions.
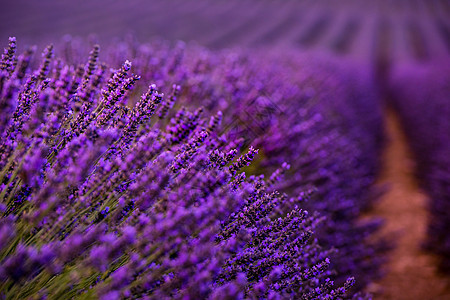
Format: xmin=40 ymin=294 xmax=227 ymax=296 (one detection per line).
xmin=368 ymin=110 xmax=450 ymax=300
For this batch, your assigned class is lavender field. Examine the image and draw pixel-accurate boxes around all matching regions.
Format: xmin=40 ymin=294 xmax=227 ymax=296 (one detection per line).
xmin=0 ymin=1 xmax=449 ymax=299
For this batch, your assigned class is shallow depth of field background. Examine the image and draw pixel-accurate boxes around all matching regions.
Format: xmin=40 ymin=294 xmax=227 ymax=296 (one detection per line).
xmin=1 ymin=0 xmax=449 ymax=299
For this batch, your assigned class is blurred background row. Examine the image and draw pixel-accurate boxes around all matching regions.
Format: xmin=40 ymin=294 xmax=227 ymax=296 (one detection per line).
xmin=1 ymin=0 xmax=449 ymax=66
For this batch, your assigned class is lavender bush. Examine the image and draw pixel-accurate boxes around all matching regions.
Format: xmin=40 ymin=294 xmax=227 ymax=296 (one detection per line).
xmin=388 ymin=61 xmax=450 ymax=271
xmin=0 ymin=36 xmax=387 ymax=298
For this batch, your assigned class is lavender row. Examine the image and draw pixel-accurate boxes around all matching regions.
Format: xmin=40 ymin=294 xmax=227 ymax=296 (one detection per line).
xmin=1 ymin=36 xmax=386 ymax=297
xmin=388 ymin=61 xmax=450 ymax=270
xmin=0 ymin=37 xmax=371 ymax=299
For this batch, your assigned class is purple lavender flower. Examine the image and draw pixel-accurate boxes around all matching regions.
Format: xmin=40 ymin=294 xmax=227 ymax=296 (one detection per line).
xmin=0 ymin=37 xmax=380 ymax=299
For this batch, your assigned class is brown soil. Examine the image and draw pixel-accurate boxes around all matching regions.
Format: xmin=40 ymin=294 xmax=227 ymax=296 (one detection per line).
xmin=367 ymin=110 xmax=450 ymax=300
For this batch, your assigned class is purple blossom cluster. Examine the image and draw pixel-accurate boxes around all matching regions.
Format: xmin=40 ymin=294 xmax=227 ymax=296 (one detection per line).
xmin=0 ymin=37 xmax=383 ymax=298
xmin=388 ymin=61 xmax=450 ymax=271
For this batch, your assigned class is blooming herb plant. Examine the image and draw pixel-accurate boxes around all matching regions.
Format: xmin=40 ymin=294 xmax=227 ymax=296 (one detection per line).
xmin=0 ymin=37 xmax=384 ymax=299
